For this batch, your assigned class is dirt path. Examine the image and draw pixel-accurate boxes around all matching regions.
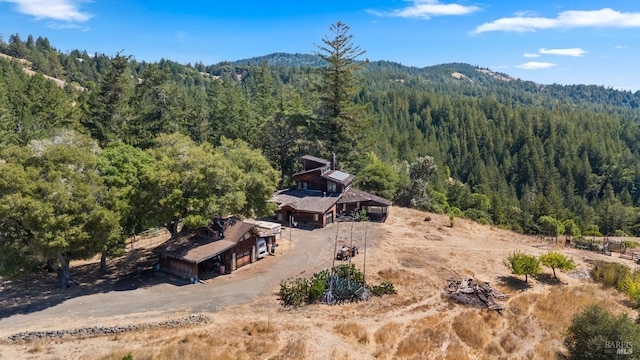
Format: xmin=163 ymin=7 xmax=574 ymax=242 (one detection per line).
xmin=0 ymin=224 xmax=352 ymax=337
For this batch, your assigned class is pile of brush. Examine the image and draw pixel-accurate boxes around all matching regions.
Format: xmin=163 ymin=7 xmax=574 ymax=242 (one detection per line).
xmin=446 ymin=278 xmax=507 ymax=311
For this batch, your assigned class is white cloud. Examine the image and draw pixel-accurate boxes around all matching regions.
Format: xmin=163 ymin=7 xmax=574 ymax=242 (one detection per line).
xmin=539 ymin=48 xmax=586 ymax=57
xmin=368 ymin=0 xmax=481 ymax=20
xmin=0 ymin=0 xmax=92 ymax=22
xmin=516 ymin=61 xmax=556 ymax=70
xmin=614 ymin=45 xmax=626 ymax=49
xmin=473 ymin=8 xmax=640 ymax=33
xmin=523 ymin=53 xmax=540 ymax=58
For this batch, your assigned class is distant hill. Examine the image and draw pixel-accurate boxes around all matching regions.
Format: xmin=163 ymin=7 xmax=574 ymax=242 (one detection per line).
xmin=226 ymin=52 xmax=325 ymax=68
xmin=220 ymin=53 xmax=640 ymax=114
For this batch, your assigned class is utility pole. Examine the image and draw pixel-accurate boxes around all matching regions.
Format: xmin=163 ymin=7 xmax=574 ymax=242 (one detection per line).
xmin=363 ymin=218 xmax=368 ymax=283
xmin=289 ymin=215 xmax=293 ymax=244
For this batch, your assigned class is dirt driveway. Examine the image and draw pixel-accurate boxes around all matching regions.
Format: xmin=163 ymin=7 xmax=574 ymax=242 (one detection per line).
xmin=0 ymin=223 xmax=368 ymax=337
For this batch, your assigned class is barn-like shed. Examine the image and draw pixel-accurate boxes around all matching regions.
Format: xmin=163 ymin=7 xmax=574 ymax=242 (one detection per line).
xmin=154 ymin=217 xmax=260 ymax=282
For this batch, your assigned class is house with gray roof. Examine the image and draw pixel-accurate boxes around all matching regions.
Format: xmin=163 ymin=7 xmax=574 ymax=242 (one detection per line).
xmin=271 ymin=155 xmax=392 ymax=228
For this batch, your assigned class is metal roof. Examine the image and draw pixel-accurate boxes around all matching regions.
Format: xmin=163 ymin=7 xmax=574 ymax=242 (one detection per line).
xmin=337 ymin=187 xmax=393 ymax=206
xmin=270 ymin=188 xmax=340 ymax=213
xmin=301 ymin=155 xmax=330 ymax=165
xmin=328 ymin=170 xmax=350 ymax=181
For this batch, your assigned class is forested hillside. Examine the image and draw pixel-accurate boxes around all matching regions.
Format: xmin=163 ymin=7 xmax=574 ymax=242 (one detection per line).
xmin=1 ymin=29 xmax=640 ymax=280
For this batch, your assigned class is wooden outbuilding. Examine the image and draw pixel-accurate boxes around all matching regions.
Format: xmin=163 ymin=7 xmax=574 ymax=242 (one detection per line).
xmin=154 ymin=217 xmax=263 ymax=282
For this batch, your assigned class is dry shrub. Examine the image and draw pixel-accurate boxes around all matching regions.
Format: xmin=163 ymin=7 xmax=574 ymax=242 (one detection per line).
xmin=482 ymin=310 xmax=501 ymax=329
xmin=377 ymin=268 xmax=406 ymax=284
xmin=272 ymin=338 xmax=307 ymax=360
xmin=400 ymin=255 xmax=426 ymax=268
xmin=484 ymin=341 xmax=503 ymax=357
xmin=151 ymin=342 xmax=214 ymax=360
xmin=409 ymin=220 xmax=422 ymax=227
xmin=374 ymin=322 xmax=402 ymax=345
xmin=97 ymin=351 xmax=154 ymax=360
xmin=530 ymin=339 xmax=559 ymax=360
xmin=444 ymin=338 xmax=469 ymax=360
xmin=452 ymin=311 xmax=488 ymax=349
xmin=395 ymin=334 xmax=433 ymax=358
xmin=243 ymin=320 xmax=276 ymax=336
xmin=410 ymin=303 xmax=432 ymax=313
xmin=499 ymin=332 xmax=519 ymax=354
xmin=509 ymin=316 xmax=536 ymax=340
xmin=533 ymin=285 xmax=618 ymax=339
xmin=395 ymin=316 xmax=446 ymax=358
xmin=330 ymin=347 xmax=351 ymax=359
xmin=121 ymin=331 xmax=238 ymax=360
xmin=245 ymin=337 xmax=278 ymax=357
xmin=27 ymin=343 xmax=43 ymax=353
xmin=506 ymin=292 xmax=534 ymax=317
xmin=334 ymin=322 xmax=369 ymax=344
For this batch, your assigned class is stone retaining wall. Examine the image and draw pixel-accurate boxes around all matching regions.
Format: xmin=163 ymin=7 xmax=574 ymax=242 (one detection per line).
xmin=5 ymin=314 xmax=209 ymax=342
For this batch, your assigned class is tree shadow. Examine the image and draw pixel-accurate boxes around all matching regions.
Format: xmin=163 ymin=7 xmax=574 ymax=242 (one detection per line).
xmin=0 ymin=247 xmax=189 ymax=320
xmin=497 ymin=275 xmax=532 ymax=291
xmin=534 ymin=273 xmax=565 ymax=286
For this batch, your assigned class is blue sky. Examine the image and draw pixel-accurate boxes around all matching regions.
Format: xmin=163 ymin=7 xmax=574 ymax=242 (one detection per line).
xmin=1 ymin=1 xmax=640 ymax=91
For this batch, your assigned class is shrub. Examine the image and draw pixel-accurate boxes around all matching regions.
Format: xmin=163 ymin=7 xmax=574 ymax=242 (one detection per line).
xmin=623 ymin=240 xmax=640 ymax=249
xmin=333 ymin=264 xmax=365 ymax=286
xmin=463 ymin=208 xmax=492 ymax=225
xmin=279 ymin=278 xmax=310 ymax=307
xmin=565 ymin=304 xmax=640 ymax=359
xmin=615 ymin=229 xmax=630 ymax=237
xmin=308 ymin=276 xmax=326 ymax=303
xmin=279 ymin=265 xmax=394 ymax=307
xmin=592 ymin=261 xmax=631 ymax=291
xmin=592 ymin=261 xmax=640 ymax=307
xmin=370 ymin=281 xmax=397 ymax=296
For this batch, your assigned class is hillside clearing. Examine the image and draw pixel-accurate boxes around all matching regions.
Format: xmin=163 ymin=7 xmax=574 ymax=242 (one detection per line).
xmin=0 ymin=207 xmax=636 ymax=359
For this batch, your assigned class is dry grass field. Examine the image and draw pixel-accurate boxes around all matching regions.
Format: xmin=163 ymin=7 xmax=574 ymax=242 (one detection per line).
xmin=1 ymin=207 xmax=637 ymax=359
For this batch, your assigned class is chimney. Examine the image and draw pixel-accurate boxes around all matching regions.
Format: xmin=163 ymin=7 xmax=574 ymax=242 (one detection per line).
xmin=331 ymin=152 xmax=336 ymax=170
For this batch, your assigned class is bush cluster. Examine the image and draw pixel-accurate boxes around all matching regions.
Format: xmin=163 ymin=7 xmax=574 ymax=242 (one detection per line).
xmin=278 ymin=264 xmax=395 ymax=307
xmin=565 ymin=304 xmax=640 ymax=359
xmin=592 ymin=261 xmax=640 ymax=307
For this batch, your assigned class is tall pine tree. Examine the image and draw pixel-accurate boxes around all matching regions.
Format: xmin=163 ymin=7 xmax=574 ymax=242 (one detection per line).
xmin=313 ymin=21 xmax=370 ymax=166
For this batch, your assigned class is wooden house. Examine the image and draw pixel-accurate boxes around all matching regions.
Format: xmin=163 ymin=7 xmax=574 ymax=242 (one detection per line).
xmin=271 ymin=155 xmax=392 ymax=227
xmin=154 ymin=217 xmax=271 ymax=282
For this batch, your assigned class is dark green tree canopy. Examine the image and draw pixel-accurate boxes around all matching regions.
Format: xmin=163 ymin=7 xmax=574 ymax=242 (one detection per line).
xmin=0 ymin=131 xmax=120 ymax=283
xmin=313 ymin=21 xmax=371 ymax=162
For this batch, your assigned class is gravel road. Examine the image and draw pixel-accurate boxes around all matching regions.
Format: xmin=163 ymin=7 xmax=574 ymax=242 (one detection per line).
xmin=0 ymin=225 xmax=352 ymax=337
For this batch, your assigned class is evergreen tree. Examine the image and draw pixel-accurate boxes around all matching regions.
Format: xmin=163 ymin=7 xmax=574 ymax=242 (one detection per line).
xmin=260 ymin=84 xmax=314 ymax=186
xmin=82 ymin=53 xmax=133 ymax=146
xmin=313 ymin=21 xmax=371 ymax=162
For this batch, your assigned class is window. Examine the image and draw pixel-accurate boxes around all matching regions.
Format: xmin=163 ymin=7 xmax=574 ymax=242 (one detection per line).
xmin=327 ymin=182 xmax=337 ymax=193
xmin=313 ymin=214 xmax=319 ymax=221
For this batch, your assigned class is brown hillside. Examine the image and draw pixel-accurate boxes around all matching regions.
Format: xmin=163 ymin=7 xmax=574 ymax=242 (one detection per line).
xmin=0 ymin=207 xmax=636 ymax=359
